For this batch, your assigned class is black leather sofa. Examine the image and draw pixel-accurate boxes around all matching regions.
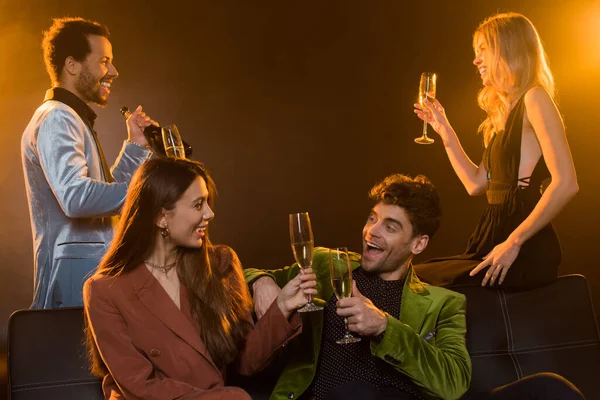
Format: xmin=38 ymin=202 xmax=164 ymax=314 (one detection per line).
xmin=450 ymin=275 xmax=600 ymax=398
xmin=6 ymin=274 xmax=600 ymax=399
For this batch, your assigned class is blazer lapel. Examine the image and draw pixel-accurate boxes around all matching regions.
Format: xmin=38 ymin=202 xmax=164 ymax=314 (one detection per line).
xmin=127 ymin=265 xmax=221 ymax=375
xmin=399 ymin=266 xmax=433 ymax=334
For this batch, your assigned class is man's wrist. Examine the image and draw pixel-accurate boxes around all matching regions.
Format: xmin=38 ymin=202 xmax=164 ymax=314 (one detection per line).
xmin=126 ymin=139 xmax=151 ymax=149
xmin=376 ymin=313 xmax=388 ymax=337
xmin=253 ymin=275 xmax=275 ymax=290
xmin=373 ymin=331 xmax=386 ymax=343
xmin=249 ymin=275 xmax=275 ymax=297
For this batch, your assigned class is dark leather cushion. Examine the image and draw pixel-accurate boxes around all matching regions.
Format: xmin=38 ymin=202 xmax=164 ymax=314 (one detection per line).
xmin=7 ymin=275 xmax=600 ymax=400
xmin=7 ymin=307 xmax=103 ymax=400
xmin=449 ymin=274 xmax=600 ymax=398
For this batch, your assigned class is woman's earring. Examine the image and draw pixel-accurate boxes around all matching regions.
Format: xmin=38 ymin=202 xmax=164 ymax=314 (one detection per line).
xmin=160 ymin=226 xmax=170 ymax=238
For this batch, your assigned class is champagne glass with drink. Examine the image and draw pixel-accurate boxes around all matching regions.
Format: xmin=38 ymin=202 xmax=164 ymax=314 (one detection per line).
xmin=162 ymin=124 xmax=186 ymax=159
xmin=119 ymin=107 xmax=193 ymax=157
xmin=289 ymin=212 xmax=323 ymax=312
xmin=329 ymin=247 xmax=361 ymax=344
xmin=414 ymin=72 xmax=437 ymax=144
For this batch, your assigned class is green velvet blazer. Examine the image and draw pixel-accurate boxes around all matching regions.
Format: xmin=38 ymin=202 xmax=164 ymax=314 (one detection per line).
xmin=244 ymin=247 xmax=472 ymax=400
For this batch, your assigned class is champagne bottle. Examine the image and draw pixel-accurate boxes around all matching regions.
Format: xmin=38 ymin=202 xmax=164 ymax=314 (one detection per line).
xmin=119 ymin=107 xmax=193 ymax=157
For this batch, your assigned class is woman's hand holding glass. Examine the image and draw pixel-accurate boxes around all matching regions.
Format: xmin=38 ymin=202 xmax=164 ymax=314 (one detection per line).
xmin=414 ymin=97 xmax=455 ymax=145
xmin=289 ymin=212 xmax=323 ymax=312
xmin=252 ymin=277 xmax=282 ymax=319
xmin=276 ymin=268 xmax=318 ymax=319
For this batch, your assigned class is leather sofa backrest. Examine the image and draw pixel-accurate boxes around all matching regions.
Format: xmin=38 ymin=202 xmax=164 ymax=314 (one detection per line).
xmin=6 ymin=275 xmax=600 ymax=399
xmin=449 ymin=274 xmax=600 ymax=398
xmin=7 ymin=307 xmax=103 ymax=400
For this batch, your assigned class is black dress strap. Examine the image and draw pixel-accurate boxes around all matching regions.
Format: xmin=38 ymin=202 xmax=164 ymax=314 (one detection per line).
xmin=517 ymin=176 xmax=531 ymax=188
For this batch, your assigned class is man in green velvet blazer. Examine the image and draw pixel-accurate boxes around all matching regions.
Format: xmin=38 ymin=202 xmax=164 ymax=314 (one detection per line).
xmin=244 ymin=174 xmax=471 ymax=400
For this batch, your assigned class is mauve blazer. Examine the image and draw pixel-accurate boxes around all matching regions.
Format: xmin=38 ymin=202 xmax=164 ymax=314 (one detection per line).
xmin=84 ymin=246 xmax=302 ymax=400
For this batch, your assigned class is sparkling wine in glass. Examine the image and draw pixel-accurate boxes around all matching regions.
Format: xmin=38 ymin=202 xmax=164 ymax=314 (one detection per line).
xmin=162 ymin=124 xmax=186 ymax=159
xmin=290 ymin=212 xmax=323 ymax=312
xmin=415 ymin=72 xmax=437 ymax=145
xmin=329 ymin=247 xmax=361 ymax=344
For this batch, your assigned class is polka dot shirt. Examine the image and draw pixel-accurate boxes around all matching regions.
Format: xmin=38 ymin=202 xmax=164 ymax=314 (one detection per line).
xmin=310 ymin=268 xmax=425 ymax=400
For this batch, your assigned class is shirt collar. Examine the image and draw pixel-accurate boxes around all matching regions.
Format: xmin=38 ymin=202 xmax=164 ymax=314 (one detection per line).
xmin=356 ymin=267 xmax=405 ymax=286
xmin=44 ymin=87 xmax=97 ymax=128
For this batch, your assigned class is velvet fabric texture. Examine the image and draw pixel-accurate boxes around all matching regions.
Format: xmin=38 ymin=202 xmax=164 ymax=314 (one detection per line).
xmin=244 ymin=247 xmax=471 ymax=400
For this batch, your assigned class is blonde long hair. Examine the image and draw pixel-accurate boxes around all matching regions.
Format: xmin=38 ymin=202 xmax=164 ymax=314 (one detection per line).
xmin=474 ymin=12 xmax=555 ymax=145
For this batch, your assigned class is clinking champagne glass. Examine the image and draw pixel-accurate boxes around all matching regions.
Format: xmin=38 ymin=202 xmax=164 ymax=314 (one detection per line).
xmin=415 ymin=72 xmax=437 ymax=145
xmin=289 ymin=212 xmax=323 ymax=312
xmin=329 ymin=247 xmax=361 ymax=344
xmin=162 ymin=124 xmax=186 ymax=159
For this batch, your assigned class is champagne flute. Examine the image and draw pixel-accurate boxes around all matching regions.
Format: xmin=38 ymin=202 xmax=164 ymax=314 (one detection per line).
xmin=329 ymin=247 xmax=361 ymax=344
xmin=162 ymin=124 xmax=186 ymax=159
xmin=289 ymin=212 xmax=323 ymax=312
xmin=414 ymin=72 xmax=437 ymax=144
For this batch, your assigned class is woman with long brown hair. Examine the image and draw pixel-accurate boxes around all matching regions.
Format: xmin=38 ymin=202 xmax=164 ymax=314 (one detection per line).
xmin=84 ymin=158 xmax=315 ymax=400
xmin=414 ymin=12 xmax=578 ymax=288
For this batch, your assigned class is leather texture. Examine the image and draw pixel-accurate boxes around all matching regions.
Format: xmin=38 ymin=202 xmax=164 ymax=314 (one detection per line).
xmin=7 ymin=275 xmax=600 ymax=399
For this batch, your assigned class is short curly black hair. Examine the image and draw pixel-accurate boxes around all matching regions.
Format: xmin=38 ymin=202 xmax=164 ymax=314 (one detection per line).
xmin=369 ymin=173 xmax=441 ymax=238
xmin=42 ymin=17 xmax=110 ymax=84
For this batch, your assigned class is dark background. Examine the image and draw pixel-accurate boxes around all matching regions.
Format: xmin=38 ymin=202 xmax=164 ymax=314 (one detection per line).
xmin=0 ymin=0 xmax=598 ymax=396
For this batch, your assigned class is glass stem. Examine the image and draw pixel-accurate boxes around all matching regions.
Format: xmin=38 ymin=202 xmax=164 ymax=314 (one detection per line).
xmin=302 ymin=267 xmax=313 ymax=304
xmin=422 ymin=119 xmax=428 ymax=138
xmin=344 ymin=317 xmax=351 ymax=337
xmin=306 ymin=293 xmax=314 ymax=304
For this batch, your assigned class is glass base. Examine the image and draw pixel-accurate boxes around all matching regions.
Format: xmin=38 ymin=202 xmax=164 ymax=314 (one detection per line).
xmin=414 ymin=136 xmax=434 ymax=144
xmin=298 ymin=301 xmax=324 ymax=313
xmin=336 ymin=334 xmax=361 ymax=344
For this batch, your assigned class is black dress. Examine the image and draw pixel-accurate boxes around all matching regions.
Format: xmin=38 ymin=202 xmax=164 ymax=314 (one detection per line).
xmin=414 ymin=95 xmax=561 ymax=289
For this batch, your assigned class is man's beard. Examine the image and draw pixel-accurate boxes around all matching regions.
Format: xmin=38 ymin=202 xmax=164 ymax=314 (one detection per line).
xmin=76 ymin=65 xmax=107 ymax=106
xmin=361 ymin=242 xmax=413 ymax=276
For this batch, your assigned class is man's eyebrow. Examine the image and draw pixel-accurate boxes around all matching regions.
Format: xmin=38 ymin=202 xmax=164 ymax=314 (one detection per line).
xmin=383 ymin=217 xmax=403 ymax=229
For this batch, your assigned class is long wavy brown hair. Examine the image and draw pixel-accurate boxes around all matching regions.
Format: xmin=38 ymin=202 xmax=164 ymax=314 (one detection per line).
xmin=85 ymin=158 xmax=253 ymax=377
xmin=474 ymin=12 xmax=556 ymax=145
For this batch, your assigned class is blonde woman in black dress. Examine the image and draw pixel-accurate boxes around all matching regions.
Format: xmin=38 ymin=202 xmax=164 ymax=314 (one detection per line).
xmin=414 ymin=12 xmax=578 ymax=289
